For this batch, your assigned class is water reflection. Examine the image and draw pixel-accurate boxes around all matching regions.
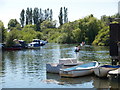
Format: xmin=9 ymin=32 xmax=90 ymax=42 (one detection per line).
xmin=46 ymin=73 xmax=120 ymax=88
xmin=92 ymin=76 xmax=120 ymax=88
xmin=46 ymin=73 xmax=92 ymax=85
xmin=79 ymin=45 xmax=111 ymax=64
xmin=1 ymin=43 xmax=119 ymax=88
xmin=0 ymin=48 xmax=2 ymax=89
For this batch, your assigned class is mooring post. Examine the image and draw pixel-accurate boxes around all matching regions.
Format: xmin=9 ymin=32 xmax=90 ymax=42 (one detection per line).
xmin=110 ymin=23 xmax=120 ymax=65
xmin=118 ymin=42 xmax=120 ymax=64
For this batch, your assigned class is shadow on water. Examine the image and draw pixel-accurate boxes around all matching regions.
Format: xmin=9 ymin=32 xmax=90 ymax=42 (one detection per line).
xmin=46 ymin=73 xmax=120 ymax=88
xmin=46 ymin=73 xmax=92 ymax=85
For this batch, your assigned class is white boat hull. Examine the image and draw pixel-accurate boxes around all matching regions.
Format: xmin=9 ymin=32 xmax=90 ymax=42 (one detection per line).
xmin=93 ymin=67 xmax=117 ymax=77
xmin=108 ymin=68 xmax=120 ymax=75
xmin=60 ymin=69 xmax=93 ymax=77
xmin=59 ymin=61 xmax=99 ymax=77
xmin=46 ymin=63 xmax=82 ymax=74
xmin=46 ymin=58 xmax=83 ymax=74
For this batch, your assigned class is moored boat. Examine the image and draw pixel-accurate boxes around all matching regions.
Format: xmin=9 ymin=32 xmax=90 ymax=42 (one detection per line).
xmin=28 ymin=39 xmax=47 ymax=49
xmin=59 ymin=61 xmax=99 ymax=77
xmin=46 ymin=63 xmax=64 ymax=74
xmin=93 ymin=65 xmax=120 ymax=78
xmin=108 ymin=68 xmax=120 ymax=75
xmin=46 ymin=58 xmax=84 ymax=74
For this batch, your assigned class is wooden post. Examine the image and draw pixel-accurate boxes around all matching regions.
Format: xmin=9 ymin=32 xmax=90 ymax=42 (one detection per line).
xmin=118 ymin=43 xmax=120 ymax=64
xmin=110 ymin=23 xmax=120 ymax=65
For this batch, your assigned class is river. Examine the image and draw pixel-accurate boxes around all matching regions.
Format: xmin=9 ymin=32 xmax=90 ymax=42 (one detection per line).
xmin=0 ymin=43 xmax=119 ymax=88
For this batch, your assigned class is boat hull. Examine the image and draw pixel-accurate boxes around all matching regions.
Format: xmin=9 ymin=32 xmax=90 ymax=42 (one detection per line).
xmin=46 ymin=63 xmax=81 ymax=74
xmin=46 ymin=58 xmax=82 ymax=74
xmin=93 ymin=67 xmax=117 ymax=77
xmin=60 ymin=69 xmax=93 ymax=77
xmin=46 ymin=63 xmax=63 ymax=74
xmin=59 ymin=61 xmax=99 ymax=77
xmin=108 ymin=68 xmax=120 ymax=75
xmin=93 ymin=65 xmax=120 ymax=77
xmin=3 ymin=46 xmax=22 ymax=50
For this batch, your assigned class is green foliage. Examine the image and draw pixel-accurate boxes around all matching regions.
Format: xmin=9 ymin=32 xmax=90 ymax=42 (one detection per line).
xmin=41 ymin=20 xmax=56 ymax=31
xmin=26 ymin=8 xmax=29 ymax=25
xmin=48 ymin=32 xmax=61 ymax=43
xmin=3 ymin=10 xmax=120 ymax=46
xmin=21 ymin=25 xmax=37 ymax=42
xmin=6 ymin=29 xmax=20 ymax=46
xmin=79 ymin=15 xmax=103 ymax=44
xmin=58 ymin=7 xmax=63 ymax=26
xmin=20 ymin=9 xmax=25 ymax=27
xmin=57 ymin=33 xmax=68 ymax=43
xmin=92 ymin=26 xmax=110 ymax=46
xmin=8 ymin=19 xmax=21 ymax=30
xmin=42 ymin=28 xmax=59 ymax=42
xmin=36 ymin=31 xmax=43 ymax=40
xmin=64 ymin=7 xmax=68 ymax=23
xmin=58 ymin=7 xmax=68 ymax=26
xmin=72 ymin=28 xmax=83 ymax=43
xmin=24 ymin=24 xmax=36 ymax=30
xmin=0 ymin=20 xmax=6 ymax=43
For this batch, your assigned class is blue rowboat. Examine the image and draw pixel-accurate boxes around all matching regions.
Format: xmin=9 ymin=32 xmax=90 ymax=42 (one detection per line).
xmin=59 ymin=61 xmax=99 ymax=77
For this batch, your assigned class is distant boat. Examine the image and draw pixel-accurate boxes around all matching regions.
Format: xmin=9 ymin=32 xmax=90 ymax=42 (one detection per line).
xmin=93 ymin=65 xmax=120 ymax=78
xmin=59 ymin=61 xmax=99 ymax=77
xmin=28 ymin=39 xmax=47 ymax=49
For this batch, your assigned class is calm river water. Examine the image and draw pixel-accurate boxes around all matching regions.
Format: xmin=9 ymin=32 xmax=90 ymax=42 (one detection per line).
xmin=0 ymin=43 xmax=119 ymax=88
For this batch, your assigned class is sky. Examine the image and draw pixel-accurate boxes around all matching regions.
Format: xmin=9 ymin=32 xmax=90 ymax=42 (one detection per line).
xmin=0 ymin=0 xmax=120 ymax=28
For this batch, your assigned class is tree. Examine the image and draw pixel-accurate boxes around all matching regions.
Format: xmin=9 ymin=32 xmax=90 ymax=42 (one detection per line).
xmin=50 ymin=9 xmax=53 ymax=21
xmin=0 ymin=20 xmax=6 ymax=43
xmin=20 ymin=9 xmax=25 ymax=28
xmin=33 ymin=7 xmax=39 ymax=25
xmin=41 ymin=20 xmax=56 ymax=30
xmin=8 ymin=19 xmax=20 ymax=30
xmin=26 ymin=7 xmax=29 ymax=25
xmin=101 ymin=15 xmax=110 ymax=25
xmin=78 ymin=15 xmax=102 ymax=44
xmin=33 ymin=7 xmax=40 ymax=31
xmin=21 ymin=25 xmax=37 ymax=42
xmin=92 ymin=26 xmax=110 ymax=46
xmin=29 ymin=8 xmax=32 ymax=24
xmin=6 ymin=29 xmax=20 ymax=47
xmin=39 ymin=8 xmax=44 ymax=21
xmin=44 ymin=9 xmax=50 ymax=20
xmin=58 ymin=7 xmax=63 ymax=26
xmin=64 ymin=7 xmax=68 ymax=23
xmin=72 ymin=28 xmax=82 ymax=43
